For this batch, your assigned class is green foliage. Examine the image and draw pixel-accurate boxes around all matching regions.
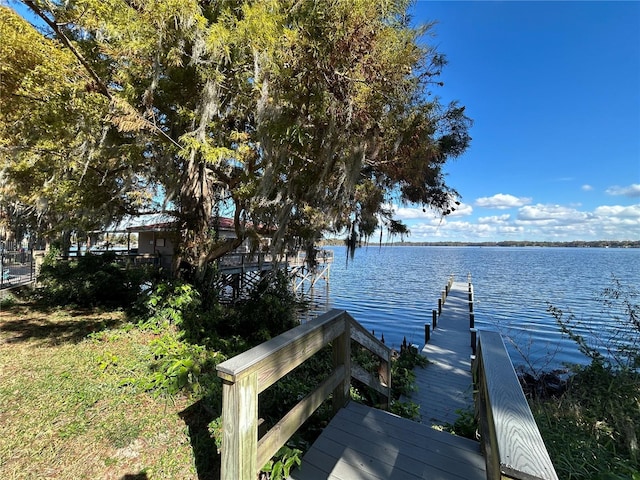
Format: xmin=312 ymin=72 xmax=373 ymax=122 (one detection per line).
xmin=9 ymin=0 xmax=470 ymax=274
xmin=532 ymin=364 xmax=640 ymax=479
xmin=443 ymin=407 xmax=477 ymax=440
xmin=391 ymin=345 xmax=428 ymax=399
xmin=128 ymin=332 xmax=225 ymax=396
xmin=130 ymin=271 xmax=299 ymax=398
xmin=35 ymin=251 xmax=151 ymax=308
xmin=348 ymin=341 xmax=426 ymax=420
xmin=0 ymin=292 xmax=17 ymax=309
xmin=139 ymin=281 xmax=201 ymax=331
xmin=261 ymin=446 xmax=303 ymax=480
xmin=389 ymin=400 xmax=421 ymax=421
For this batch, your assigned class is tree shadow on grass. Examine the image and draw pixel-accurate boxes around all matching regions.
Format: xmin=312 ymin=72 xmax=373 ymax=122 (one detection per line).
xmin=179 ymin=399 xmax=221 ymax=480
xmin=121 ymin=473 xmax=148 ymax=480
xmin=0 ymin=304 xmax=124 ymax=346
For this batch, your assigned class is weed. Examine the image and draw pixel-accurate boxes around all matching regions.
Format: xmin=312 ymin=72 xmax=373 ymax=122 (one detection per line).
xmin=443 ymin=407 xmax=477 ymax=439
xmin=260 ymin=445 xmax=303 ymax=480
xmin=0 ymin=292 xmax=17 ymax=308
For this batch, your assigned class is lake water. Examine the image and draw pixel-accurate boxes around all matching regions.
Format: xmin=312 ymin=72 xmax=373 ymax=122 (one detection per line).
xmin=300 ymin=246 xmax=640 ymax=372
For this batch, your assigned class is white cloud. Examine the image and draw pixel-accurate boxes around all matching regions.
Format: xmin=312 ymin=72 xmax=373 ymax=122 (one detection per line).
xmin=581 ymin=184 xmax=593 ymax=191
xmin=475 ymin=193 xmax=532 ymax=209
xmin=392 ymin=202 xmax=473 ymax=219
xmin=478 ymin=214 xmax=511 ymax=224
xmin=403 ymin=202 xmax=640 ymax=242
xmin=606 ymin=184 xmax=640 ymax=198
xmin=594 ymin=204 xmax=640 ymax=218
xmin=517 ymin=204 xmax=592 ymax=224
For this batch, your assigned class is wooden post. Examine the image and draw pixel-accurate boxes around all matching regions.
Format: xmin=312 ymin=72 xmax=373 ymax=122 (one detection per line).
xmin=469 ymin=312 xmax=475 ymax=329
xmin=469 ymin=300 xmax=474 ymax=314
xmin=441 ymin=290 xmax=446 ymax=305
xmin=424 ymin=324 xmax=431 ymax=344
xmin=379 ymin=353 xmax=391 ymax=410
xmin=220 ymin=372 xmax=259 ymax=480
xmin=438 ymin=298 xmax=442 ymax=315
xmin=432 ymin=309 xmax=437 ymax=330
xmin=332 ymin=320 xmax=351 ymax=415
xmin=470 ymin=328 xmax=477 ymax=355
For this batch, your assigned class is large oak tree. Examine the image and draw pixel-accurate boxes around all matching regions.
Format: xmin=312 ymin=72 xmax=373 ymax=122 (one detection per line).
xmin=5 ymin=0 xmax=471 ymax=276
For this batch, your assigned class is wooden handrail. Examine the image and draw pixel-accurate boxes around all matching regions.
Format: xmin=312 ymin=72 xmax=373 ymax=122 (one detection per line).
xmin=474 ymin=330 xmax=559 ymax=480
xmin=216 ymin=309 xmax=391 ymax=480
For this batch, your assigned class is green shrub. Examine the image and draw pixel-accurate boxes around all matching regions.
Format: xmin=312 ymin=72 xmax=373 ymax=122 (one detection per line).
xmin=127 ymin=332 xmax=225 ymax=396
xmin=0 ymin=292 xmax=17 ymax=308
xmin=139 ymin=281 xmax=201 ymax=332
xmin=36 ymin=250 xmax=151 ymax=308
xmin=532 ymin=364 xmax=640 ymax=479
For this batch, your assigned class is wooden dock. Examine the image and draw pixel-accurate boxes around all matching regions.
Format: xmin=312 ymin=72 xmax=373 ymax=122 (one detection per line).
xmin=289 ymin=280 xmax=483 ymax=479
xmin=407 ymin=280 xmax=476 ymax=428
xmin=217 ymin=277 xmax=559 ymax=480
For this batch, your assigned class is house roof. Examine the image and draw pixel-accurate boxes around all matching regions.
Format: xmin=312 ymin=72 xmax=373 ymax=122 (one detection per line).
xmin=120 ymin=214 xmax=236 ymax=233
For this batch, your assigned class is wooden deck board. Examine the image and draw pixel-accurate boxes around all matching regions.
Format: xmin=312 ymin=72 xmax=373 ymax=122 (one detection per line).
xmin=405 ymin=281 xmax=475 ymax=428
xmin=289 ymin=402 xmax=485 ymax=480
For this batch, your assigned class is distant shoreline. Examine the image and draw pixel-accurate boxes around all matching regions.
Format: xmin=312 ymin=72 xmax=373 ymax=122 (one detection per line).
xmin=320 ymin=239 xmax=640 ymax=248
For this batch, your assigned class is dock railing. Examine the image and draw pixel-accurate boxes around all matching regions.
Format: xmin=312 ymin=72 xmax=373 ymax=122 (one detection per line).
xmin=474 ymin=330 xmax=559 ymax=480
xmin=216 ymin=309 xmax=391 ymax=480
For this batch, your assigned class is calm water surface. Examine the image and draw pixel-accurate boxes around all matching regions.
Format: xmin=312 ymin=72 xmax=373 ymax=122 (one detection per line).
xmin=300 ymin=246 xmax=640 ymax=371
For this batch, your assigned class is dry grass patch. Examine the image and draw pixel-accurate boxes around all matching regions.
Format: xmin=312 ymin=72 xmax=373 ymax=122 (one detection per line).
xmin=0 ymin=302 xmax=213 ymax=480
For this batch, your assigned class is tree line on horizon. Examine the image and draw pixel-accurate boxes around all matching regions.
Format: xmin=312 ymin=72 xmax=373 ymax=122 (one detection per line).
xmin=320 ymin=239 xmax=640 ymax=248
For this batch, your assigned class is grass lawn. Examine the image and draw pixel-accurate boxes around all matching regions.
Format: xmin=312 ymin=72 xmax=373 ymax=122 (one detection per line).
xmin=0 ymin=301 xmax=218 ymax=479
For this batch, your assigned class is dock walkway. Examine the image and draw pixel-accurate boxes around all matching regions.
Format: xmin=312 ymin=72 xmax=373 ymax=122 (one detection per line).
xmin=407 ymin=280 xmax=475 ymax=428
xmin=289 ymin=280 xmax=484 ymax=479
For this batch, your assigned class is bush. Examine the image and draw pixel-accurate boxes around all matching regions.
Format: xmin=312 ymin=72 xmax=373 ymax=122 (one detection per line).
xmin=36 ymin=249 xmax=152 ymax=308
xmin=532 ymin=363 xmax=640 ymax=479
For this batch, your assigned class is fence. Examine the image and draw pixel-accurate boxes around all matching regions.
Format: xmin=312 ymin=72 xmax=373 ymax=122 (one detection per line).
xmin=0 ymin=249 xmax=36 ymax=289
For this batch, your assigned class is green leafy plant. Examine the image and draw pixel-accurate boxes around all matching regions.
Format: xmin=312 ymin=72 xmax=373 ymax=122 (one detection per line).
xmin=532 ymin=278 xmax=640 ymax=479
xmin=127 ymin=333 xmax=225 ymax=396
xmin=139 ymin=281 xmax=201 ymax=331
xmin=389 ymin=400 xmax=420 ymax=420
xmin=444 ymin=407 xmax=477 ymax=439
xmin=0 ymin=292 xmax=17 ymax=308
xmin=391 ymin=345 xmax=428 ymax=399
xmin=261 ymin=446 xmax=303 ymax=480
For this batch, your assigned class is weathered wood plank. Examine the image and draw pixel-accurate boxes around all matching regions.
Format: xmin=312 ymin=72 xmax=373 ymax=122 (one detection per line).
xmin=349 ymin=320 xmax=390 ymax=360
xmin=220 ymin=372 xmax=258 ymax=480
xmin=257 ymin=365 xmax=345 ymax=469
xmin=477 ymin=330 xmax=559 ymax=480
xmin=351 ymin=363 xmax=388 ymax=397
xmin=218 ymin=308 xmax=392 ymax=480
xmin=217 ymin=309 xmax=346 ymax=391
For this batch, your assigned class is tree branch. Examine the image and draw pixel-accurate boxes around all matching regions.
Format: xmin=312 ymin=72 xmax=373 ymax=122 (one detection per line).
xmin=21 ymin=0 xmax=183 ymax=151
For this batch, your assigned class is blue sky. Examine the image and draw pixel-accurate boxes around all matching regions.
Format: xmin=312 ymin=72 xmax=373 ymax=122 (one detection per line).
xmin=394 ymin=1 xmax=640 ymax=242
